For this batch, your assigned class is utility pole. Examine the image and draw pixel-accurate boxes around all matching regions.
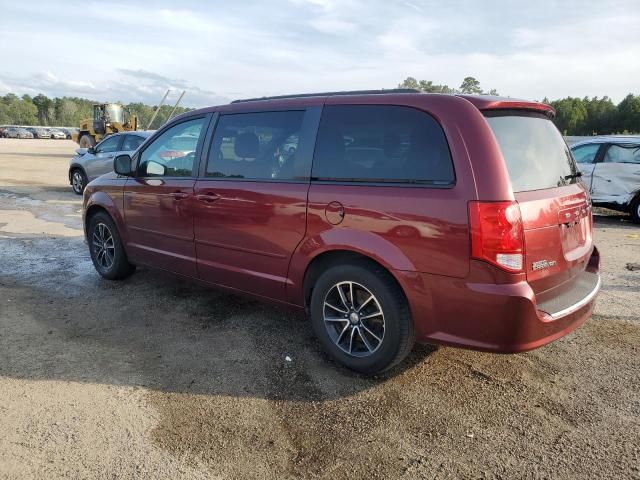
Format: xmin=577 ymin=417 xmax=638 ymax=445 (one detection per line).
xmin=166 ymin=91 xmax=186 ymax=124
xmin=147 ymin=89 xmax=170 ymax=130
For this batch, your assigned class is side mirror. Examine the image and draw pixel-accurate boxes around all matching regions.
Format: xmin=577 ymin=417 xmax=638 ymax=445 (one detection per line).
xmin=88 ymin=146 xmax=96 ymax=154
xmin=146 ymin=160 xmax=166 ymax=176
xmin=76 ymin=148 xmax=88 ymax=156
xmin=114 ymin=154 xmax=133 ymax=176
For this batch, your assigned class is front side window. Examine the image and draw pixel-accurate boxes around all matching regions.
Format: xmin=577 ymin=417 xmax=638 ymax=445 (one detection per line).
xmin=206 ymin=111 xmax=305 ymax=180
xmin=96 ymin=135 xmax=120 ymax=153
xmin=603 ymin=144 xmax=640 ymax=164
xmin=312 ymin=105 xmax=454 ymax=185
xmin=138 ymin=117 xmax=206 ymax=177
xmin=571 ymin=143 xmax=600 ymax=164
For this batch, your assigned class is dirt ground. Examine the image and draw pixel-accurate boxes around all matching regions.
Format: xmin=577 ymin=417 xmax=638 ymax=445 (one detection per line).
xmin=0 ymin=138 xmax=638 ymax=480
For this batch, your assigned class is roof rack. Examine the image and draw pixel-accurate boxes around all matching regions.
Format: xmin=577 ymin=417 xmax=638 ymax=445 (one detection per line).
xmin=231 ymin=88 xmax=421 ymax=104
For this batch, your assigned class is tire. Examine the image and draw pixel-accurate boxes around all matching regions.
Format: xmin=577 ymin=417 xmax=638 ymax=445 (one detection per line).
xmin=630 ymin=194 xmax=640 ymax=224
xmin=71 ymin=168 xmax=87 ymax=195
xmin=87 ymin=211 xmax=135 ymax=280
xmin=79 ymin=134 xmax=96 ymax=148
xmin=310 ymin=261 xmax=414 ymax=374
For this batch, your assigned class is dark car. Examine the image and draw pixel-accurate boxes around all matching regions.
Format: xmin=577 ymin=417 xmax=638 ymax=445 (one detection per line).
xmin=82 ymin=90 xmax=600 ymax=374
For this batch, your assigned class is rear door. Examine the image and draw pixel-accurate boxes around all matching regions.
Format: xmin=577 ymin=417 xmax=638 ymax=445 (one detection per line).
xmin=591 ymin=143 xmax=640 ymax=206
xmin=484 ymin=111 xmax=593 ymax=295
xmin=192 ymin=108 xmax=319 ymax=300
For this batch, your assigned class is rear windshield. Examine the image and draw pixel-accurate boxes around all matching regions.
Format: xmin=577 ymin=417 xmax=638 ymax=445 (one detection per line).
xmin=484 ymin=111 xmax=579 ymax=192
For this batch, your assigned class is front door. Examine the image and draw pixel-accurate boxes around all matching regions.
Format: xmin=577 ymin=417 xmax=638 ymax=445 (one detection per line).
xmin=123 ymin=116 xmax=209 ymax=277
xmin=572 ymin=142 xmax=602 ymax=193
xmin=193 ymin=109 xmax=317 ymax=300
xmin=86 ymin=134 xmax=122 ymax=180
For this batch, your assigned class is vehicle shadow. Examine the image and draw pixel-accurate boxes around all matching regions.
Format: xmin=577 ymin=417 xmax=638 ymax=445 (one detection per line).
xmin=0 ymin=235 xmax=436 ymax=402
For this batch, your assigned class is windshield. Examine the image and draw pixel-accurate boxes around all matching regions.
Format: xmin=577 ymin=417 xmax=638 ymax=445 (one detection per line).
xmin=484 ymin=111 xmax=579 ymax=192
xmin=105 ymin=104 xmax=125 ymax=124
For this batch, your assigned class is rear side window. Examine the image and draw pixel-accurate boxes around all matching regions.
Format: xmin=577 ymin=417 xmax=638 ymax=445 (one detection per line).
xmin=484 ymin=111 xmax=580 ymax=192
xmin=603 ymin=144 xmax=640 ymax=164
xmin=312 ymin=105 xmax=454 ymax=185
xmin=206 ymin=111 xmax=305 ymax=180
xmin=122 ymin=134 xmax=145 ymax=151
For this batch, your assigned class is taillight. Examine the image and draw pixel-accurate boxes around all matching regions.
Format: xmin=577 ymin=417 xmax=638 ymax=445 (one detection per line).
xmin=468 ymin=201 xmax=525 ymax=273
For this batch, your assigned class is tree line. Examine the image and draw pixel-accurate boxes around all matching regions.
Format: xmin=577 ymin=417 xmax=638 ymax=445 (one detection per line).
xmin=2 ymin=80 xmax=640 ymax=135
xmin=399 ymin=76 xmax=640 ymax=135
xmin=0 ymin=93 xmax=191 ymax=130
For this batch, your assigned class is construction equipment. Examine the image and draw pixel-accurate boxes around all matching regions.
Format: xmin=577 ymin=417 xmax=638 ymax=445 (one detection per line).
xmin=72 ymin=103 xmax=138 ymax=147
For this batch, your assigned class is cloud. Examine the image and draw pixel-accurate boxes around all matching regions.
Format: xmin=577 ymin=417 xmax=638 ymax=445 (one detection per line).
xmin=0 ymin=0 xmax=639 ymax=105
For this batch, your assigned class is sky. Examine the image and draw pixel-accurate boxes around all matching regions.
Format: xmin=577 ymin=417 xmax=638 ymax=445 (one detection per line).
xmin=0 ymin=0 xmax=639 ymax=107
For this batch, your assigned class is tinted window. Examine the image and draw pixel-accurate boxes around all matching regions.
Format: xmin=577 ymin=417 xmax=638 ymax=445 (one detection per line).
xmin=603 ymin=144 xmax=640 ymax=164
xmin=138 ymin=117 xmax=205 ymax=177
xmin=206 ymin=111 xmax=305 ymax=180
xmin=96 ymin=135 xmax=120 ymax=153
xmin=571 ymin=143 xmax=600 ymax=164
xmin=312 ymin=105 xmax=454 ymax=184
xmin=485 ymin=112 xmax=579 ymax=192
xmin=122 ymin=134 xmax=145 ymax=152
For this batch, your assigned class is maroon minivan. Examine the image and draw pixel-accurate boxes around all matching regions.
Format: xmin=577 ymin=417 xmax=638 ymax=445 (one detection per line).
xmin=82 ymin=90 xmax=600 ymax=373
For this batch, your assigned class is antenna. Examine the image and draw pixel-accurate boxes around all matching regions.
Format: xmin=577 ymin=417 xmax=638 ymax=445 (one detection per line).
xmin=147 ymin=89 xmax=171 ymax=129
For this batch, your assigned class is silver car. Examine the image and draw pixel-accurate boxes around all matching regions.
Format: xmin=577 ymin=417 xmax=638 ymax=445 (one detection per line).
xmin=572 ymin=136 xmax=640 ymax=223
xmin=48 ymin=129 xmax=67 ymax=140
xmin=68 ymin=131 xmax=152 ymax=194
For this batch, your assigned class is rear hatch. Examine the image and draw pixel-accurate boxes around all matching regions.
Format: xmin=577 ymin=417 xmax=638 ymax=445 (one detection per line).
xmin=484 ymin=110 xmax=593 ymax=297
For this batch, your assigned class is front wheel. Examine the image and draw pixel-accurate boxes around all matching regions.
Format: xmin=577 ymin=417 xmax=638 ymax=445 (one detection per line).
xmin=71 ymin=169 xmax=87 ymax=195
xmin=88 ymin=212 xmax=135 ymax=280
xmin=310 ymin=262 xmax=414 ymax=374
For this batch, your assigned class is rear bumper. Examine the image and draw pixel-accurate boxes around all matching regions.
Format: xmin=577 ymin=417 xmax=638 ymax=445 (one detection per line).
xmin=397 ymin=246 xmax=600 ymax=353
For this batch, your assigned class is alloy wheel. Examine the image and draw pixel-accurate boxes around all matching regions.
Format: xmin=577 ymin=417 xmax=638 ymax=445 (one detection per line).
xmin=72 ymin=171 xmax=84 ymax=193
xmin=92 ymin=223 xmax=115 ymax=270
xmin=323 ymin=281 xmax=385 ymax=357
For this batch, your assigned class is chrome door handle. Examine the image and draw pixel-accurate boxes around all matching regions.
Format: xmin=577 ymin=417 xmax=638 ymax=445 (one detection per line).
xmin=195 ymin=193 xmax=220 ymax=203
xmin=169 ymin=192 xmax=189 ymax=200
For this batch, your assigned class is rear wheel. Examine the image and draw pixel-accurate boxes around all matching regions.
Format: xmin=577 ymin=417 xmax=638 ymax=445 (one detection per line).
xmin=79 ymin=134 xmax=96 ymax=148
xmin=630 ymin=194 xmax=640 ymax=224
xmin=71 ymin=168 xmax=87 ymax=195
xmin=88 ymin=212 xmax=135 ymax=280
xmin=310 ymin=262 xmax=414 ymax=374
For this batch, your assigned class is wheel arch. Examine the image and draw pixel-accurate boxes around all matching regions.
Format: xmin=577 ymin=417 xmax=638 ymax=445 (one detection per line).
xmin=300 ymin=249 xmax=409 ymax=312
xmin=83 ymin=191 xmax=128 ymax=245
xmin=68 ymin=163 xmax=87 ymax=183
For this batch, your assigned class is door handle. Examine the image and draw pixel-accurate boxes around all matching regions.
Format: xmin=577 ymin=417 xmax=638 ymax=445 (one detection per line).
xmin=169 ymin=192 xmax=190 ymax=200
xmin=195 ymin=192 xmax=220 ymax=203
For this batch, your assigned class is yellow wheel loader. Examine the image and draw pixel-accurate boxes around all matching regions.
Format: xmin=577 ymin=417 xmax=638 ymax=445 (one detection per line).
xmin=72 ymin=103 xmax=138 ymax=147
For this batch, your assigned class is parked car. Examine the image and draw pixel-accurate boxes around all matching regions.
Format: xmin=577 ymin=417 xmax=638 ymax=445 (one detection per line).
xmin=571 ymin=136 xmax=640 ymax=223
xmin=68 ymin=131 xmax=152 ymax=194
xmin=29 ymin=127 xmax=52 ymax=139
xmin=82 ymin=90 xmax=600 ymax=374
xmin=48 ymin=128 xmax=67 ymax=140
xmin=5 ymin=128 xmax=34 ymax=139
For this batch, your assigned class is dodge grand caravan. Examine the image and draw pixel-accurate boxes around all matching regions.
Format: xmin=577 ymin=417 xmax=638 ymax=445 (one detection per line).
xmin=82 ymin=90 xmax=600 ymax=374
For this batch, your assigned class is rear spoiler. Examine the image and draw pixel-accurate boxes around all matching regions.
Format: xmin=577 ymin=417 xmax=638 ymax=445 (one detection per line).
xmin=457 ymin=95 xmax=556 ymax=119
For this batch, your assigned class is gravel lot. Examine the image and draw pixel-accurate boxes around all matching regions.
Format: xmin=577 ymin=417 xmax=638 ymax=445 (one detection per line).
xmin=0 ymin=138 xmax=639 ymax=479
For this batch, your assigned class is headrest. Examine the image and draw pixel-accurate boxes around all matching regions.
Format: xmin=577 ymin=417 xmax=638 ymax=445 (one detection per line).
xmin=235 ymin=132 xmax=259 ymax=158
